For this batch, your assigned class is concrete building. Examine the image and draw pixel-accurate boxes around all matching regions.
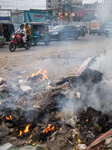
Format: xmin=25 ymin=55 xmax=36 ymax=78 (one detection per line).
xmin=46 ymin=0 xmax=62 ymax=9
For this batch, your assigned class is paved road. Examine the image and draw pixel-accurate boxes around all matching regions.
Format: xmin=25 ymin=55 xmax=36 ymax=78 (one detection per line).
xmin=0 ymin=35 xmax=111 ymax=82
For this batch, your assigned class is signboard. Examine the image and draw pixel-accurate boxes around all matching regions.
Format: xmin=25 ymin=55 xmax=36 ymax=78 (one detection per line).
xmin=18 ymin=13 xmax=24 ymax=23
xmin=60 ymin=14 xmax=63 ymax=20
xmin=12 ymin=14 xmax=18 ymax=23
xmin=90 ymin=22 xmax=100 ymax=30
xmin=12 ymin=12 xmax=24 ymax=24
xmin=24 ymin=11 xmax=46 ymax=22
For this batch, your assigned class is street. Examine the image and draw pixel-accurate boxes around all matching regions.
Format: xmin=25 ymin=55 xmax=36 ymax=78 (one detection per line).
xmin=0 ymin=35 xmax=111 ymax=82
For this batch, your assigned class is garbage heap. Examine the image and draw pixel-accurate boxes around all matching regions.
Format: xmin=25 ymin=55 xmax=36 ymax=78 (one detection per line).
xmin=0 ymin=68 xmax=112 ymax=150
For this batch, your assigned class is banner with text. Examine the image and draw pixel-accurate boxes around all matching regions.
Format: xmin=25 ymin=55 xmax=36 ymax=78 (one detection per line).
xmin=24 ymin=11 xmax=46 ymax=22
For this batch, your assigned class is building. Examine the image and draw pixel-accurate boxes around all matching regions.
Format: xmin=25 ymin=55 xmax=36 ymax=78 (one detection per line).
xmin=46 ymin=0 xmax=62 ymax=9
xmin=71 ymin=0 xmax=83 ymax=9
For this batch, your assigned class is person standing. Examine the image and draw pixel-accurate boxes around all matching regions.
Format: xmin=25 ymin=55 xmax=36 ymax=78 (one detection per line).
xmin=3 ymin=26 xmax=10 ymax=41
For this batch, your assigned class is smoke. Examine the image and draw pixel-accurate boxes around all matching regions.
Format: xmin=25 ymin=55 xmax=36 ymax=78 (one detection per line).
xmin=60 ymin=50 xmax=112 ymax=115
xmin=90 ymin=51 xmax=112 ymax=75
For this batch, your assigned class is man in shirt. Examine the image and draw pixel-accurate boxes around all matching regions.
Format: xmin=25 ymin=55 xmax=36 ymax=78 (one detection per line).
xmin=15 ymin=24 xmax=26 ymax=43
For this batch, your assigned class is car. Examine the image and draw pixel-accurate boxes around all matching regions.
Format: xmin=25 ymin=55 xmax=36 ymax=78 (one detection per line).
xmin=49 ymin=25 xmax=80 ymax=40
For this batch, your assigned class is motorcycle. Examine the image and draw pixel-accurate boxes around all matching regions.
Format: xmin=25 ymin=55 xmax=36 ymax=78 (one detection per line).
xmin=9 ymin=32 xmax=31 ymax=52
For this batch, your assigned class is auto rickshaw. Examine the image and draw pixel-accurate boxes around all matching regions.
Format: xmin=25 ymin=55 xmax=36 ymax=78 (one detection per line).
xmin=28 ymin=22 xmax=50 ymax=45
xmin=1 ymin=22 xmax=14 ymax=41
xmin=0 ymin=23 xmax=6 ymax=47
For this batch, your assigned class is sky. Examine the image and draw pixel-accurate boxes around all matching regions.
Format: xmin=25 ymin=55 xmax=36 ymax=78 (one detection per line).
xmin=83 ymin=0 xmax=103 ymax=3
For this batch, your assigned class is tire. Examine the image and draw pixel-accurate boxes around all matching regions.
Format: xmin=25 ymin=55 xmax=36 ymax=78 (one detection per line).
xmin=0 ymin=45 xmax=3 ymax=48
xmin=98 ymin=32 xmax=101 ymax=36
xmin=74 ymin=34 xmax=78 ymax=40
xmin=9 ymin=42 xmax=16 ymax=52
xmin=58 ymin=35 xmax=63 ymax=41
xmin=106 ymin=33 xmax=109 ymax=37
xmin=25 ymin=42 xmax=31 ymax=50
xmin=45 ymin=40 xmax=49 ymax=45
xmin=34 ymin=43 xmax=37 ymax=46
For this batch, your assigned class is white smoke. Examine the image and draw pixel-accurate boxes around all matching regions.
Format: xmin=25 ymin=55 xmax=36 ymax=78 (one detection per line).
xmin=90 ymin=51 xmax=112 ymax=75
xmin=61 ymin=50 xmax=112 ymax=115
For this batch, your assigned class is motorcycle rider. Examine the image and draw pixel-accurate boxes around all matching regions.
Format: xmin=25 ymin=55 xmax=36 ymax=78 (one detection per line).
xmin=24 ymin=22 xmax=31 ymax=41
xmin=15 ymin=23 xmax=27 ymax=44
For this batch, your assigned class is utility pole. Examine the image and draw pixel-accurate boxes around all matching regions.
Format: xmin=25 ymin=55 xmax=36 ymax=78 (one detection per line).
xmin=70 ymin=0 xmax=72 ymax=24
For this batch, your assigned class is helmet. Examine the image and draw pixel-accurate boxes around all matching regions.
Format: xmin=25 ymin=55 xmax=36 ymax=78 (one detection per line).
xmin=25 ymin=22 xmax=28 ymax=26
xmin=20 ymin=23 xmax=24 ymax=28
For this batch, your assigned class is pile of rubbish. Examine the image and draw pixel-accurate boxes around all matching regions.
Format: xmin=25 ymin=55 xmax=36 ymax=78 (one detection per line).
xmin=0 ymin=67 xmax=112 ymax=150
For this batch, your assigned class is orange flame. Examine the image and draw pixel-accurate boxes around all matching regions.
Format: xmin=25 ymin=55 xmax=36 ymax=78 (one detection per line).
xmin=18 ymin=131 xmax=22 ymax=137
xmin=32 ymin=68 xmax=48 ymax=80
xmin=6 ymin=116 xmax=13 ymax=120
xmin=18 ymin=124 xmax=31 ymax=136
xmin=24 ymin=124 xmax=31 ymax=133
xmin=86 ymin=119 xmax=89 ymax=122
xmin=43 ymin=124 xmax=55 ymax=133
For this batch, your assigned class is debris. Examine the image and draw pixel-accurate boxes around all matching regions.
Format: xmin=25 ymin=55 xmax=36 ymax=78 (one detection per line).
xmin=0 ymin=83 xmax=7 ymax=92
xmin=32 ymin=144 xmax=49 ymax=150
xmin=9 ymin=136 xmax=17 ymax=141
xmin=78 ymin=144 xmax=87 ymax=150
xmin=20 ymin=85 xmax=32 ymax=92
xmin=0 ymin=77 xmax=6 ymax=85
xmin=75 ymin=92 xmax=81 ymax=99
xmin=21 ymin=71 xmax=26 ymax=74
xmin=86 ymin=129 xmax=112 ymax=150
xmin=0 ymin=142 xmax=12 ymax=150
xmin=0 ymin=125 xmax=10 ymax=138
xmin=105 ymin=137 xmax=112 ymax=147
xmin=19 ymin=145 xmax=34 ymax=150
xmin=19 ymin=79 xmax=28 ymax=86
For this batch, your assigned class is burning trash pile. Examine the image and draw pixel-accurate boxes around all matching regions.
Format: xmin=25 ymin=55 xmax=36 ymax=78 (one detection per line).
xmin=1 ymin=64 xmax=112 ymax=149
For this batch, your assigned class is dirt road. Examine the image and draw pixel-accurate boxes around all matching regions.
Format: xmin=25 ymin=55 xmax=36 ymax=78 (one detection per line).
xmin=0 ymin=35 xmax=111 ymax=82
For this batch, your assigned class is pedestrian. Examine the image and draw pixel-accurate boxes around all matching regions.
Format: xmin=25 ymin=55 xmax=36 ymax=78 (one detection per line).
xmin=40 ymin=27 xmax=45 ymax=40
xmin=3 ymin=26 xmax=10 ymax=41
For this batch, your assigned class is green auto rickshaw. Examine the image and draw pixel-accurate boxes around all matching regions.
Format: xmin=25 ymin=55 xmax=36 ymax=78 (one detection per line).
xmin=28 ymin=22 xmax=50 ymax=45
xmin=1 ymin=22 xmax=14 ymax=41
xmin=0 ymin=23 xmax=6 ymax=47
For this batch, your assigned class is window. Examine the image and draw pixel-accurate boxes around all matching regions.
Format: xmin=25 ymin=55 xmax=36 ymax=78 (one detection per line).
xmin=48 ymin=6 xmax=51 ymax=8
xmin=48 ymin=0 xmax=51 ymax=3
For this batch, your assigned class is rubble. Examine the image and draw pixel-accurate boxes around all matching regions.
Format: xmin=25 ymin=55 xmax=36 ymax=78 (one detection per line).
xmin=0 ymin=68 xmax=112 ymax=149
xmin=0 ymin=142 xmax=12 ymax=150
xmin=0 ymin=77 xmax=6 ymax=85
xmin=0 ymin=125 xmax=10 ymax=138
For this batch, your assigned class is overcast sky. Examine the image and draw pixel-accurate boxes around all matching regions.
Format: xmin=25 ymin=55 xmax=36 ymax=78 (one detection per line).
xmin=83 ymin=0 xmax=104 ymax=3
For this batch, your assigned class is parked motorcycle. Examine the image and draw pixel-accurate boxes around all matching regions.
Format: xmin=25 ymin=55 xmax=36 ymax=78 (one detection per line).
xmin=9 ymin=33 xmax=31 ymax=52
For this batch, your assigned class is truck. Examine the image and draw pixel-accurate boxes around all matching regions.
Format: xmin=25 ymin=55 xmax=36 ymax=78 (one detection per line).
xmin=89 ymin=20 xmax=105 ymax=35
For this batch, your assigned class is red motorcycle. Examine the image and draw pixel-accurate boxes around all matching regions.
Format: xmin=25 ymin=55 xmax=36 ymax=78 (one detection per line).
xmin=9 ymin=33 xmax=31 ymax=52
